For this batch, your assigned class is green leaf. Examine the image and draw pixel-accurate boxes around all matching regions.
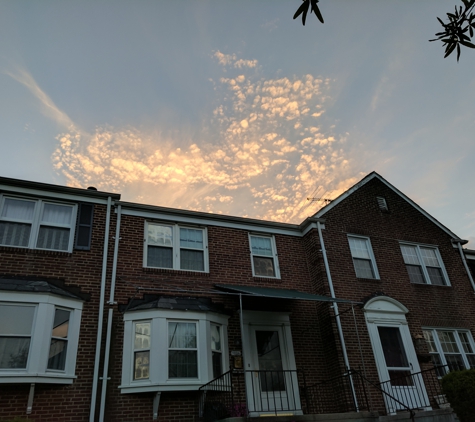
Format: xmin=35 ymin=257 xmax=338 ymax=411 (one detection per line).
xmin=457 ymin=43 xmax=461 ymax=60
xmin=293 ymin=0 xmax=308 ymax=20
xmin=460 ymin=40 xmax=475 ymax=48
xmin=444 ymin=42 xmax=457 ymax=58
xmin=311 ymin=0 xmax=324 ymax=23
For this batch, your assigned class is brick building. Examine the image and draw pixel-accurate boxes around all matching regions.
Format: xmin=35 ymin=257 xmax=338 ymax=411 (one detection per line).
xmin=1 ymin=172 xmax=474 ymax=421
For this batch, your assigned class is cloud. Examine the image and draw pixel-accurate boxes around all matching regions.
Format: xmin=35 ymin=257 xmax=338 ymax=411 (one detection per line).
xmin=53 ymin=53 xmax=360 ymax=223
xmin=5 ymin=67 xmax=74 ymax=129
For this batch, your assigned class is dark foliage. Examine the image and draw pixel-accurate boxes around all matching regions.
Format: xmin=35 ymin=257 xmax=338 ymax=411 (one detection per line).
xmin=441 ymin=369 xmax=475 ymax=422
xmin=293 ymin=0 xmax=475 ymax=61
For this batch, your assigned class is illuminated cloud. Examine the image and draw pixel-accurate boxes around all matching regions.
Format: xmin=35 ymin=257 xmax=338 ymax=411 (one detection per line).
xmin=53 ymin=53 xmax=360 ymax=223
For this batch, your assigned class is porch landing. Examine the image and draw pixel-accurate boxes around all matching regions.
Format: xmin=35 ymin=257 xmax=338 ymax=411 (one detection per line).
xmin=219 ymin=409 xmax=455 ymax=422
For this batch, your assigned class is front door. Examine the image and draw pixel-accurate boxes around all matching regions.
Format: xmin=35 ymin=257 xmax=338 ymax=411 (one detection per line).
xmin=364 ymin=297 xmax=430 ymax=414
xmin=242 ymin=312 xmax=301 ymax=416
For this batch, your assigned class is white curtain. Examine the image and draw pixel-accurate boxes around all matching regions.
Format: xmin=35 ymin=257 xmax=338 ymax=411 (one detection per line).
xmin=1 ymin=198 xmax=35 ymax=221
xmin=41 ymin=203 xmax=72 ymax=225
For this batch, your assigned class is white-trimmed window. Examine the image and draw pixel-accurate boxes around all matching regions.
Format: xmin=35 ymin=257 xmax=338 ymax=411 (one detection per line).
xmin=249 ymin=234 xmax=280 ymax=278
xmin=348 ymin=235 xmax=379 ymax=279
xmin=423 ymin=329 xmax=475 ymax=376
xmin=121 ymin=310 xmax=229 ymax=393
xmin=400 ymin=243 xmax=449 ymax=285
xmin=0 ymin=292 xmax=83 ymax=384
xmin=144 ymin=222 xmax=208 ymax=272
xmin=0 ymin=196 xmax=77 ymax=252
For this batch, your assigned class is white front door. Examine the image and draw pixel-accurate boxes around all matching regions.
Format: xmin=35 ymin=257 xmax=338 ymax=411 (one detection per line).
xmin=242 ymin=312 xmax=301 ymax=416
xmin=364 ymin=297 xmax=430 ymax=414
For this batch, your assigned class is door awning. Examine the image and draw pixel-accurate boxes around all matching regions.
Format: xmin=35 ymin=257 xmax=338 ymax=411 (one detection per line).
xmin=214 ymin=284 xmax=357 ymax=304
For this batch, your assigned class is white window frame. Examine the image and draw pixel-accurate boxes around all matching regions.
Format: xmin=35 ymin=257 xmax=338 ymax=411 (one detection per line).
xmin=0 ymin=195 xmax=77 ymax=252
xmin=422 ymin=328 xmax=475 ymax=375
xmin=143 ymin=222 xmax=209 ymax=272
xmin=347 ymin=235 xmax=380 ymax=279
xmin=400 ymin=242 xmax=450 ymax=286
xmin=249 ymin=233 xmax=280 ymax=279
xmin=120 ymin=309 xmax=229 ymax=393
xmin=0 ymin=291 xmax=83 ymax=384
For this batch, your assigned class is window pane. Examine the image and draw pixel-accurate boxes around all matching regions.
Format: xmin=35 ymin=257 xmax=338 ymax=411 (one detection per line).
xmin=406 ymin=264 xmax=425 ymax=283
xmin=147 ymin=245 xmax=173 ymax=268
xmin=0 ymin=305 xmax=35 ymax=335
xmin=423 ymin=330 xmax=438 ymax=353
xmin=42 ymin=203 xmax=72 ymax=225
xmin=180 ymin=249 xmax=204 ymax=271
xmin=52 ymin=309 xmax=70 ymax=338
xmin=427 ymin=267 xmax=445 ymax=285
xmin=445 ymin=354 xmax=465 ymax=371
xmin=349 ymin=237 xmax=371 ymax=259
xmin=255 ymin=331 xmax=285 ymax=392
xmin=466 ymin=355 xmax=475 ymax=369
xmin=48 ymin=339 xmax=68 ymax=370
xmin=180 ymin=228 xmax=203 ymax=249
xmin=212 ymin=351 xmax=223 ymax=379
xmin=134 ymin=351 xmax=150 ymax=380
xmin=1 ymin=198 xmax=35 ymax=221
xmin=420 ymin=248 xmax=440 ymax=267
xmin=377 ymin=327 xmax=409 ymax=368
xmin=169 ymin=350 xmax=198 ymax=378
xmin=459 ymin=332 xmax=474 ymax=354
xmin=211 ymin=325 xmax=221 ymax=352
xmin=0 ymin=337 xmax=30 ymax=368
xmin=253 ymin=256 xmax=275 ymax=277
xmin=135 ymin=322 xmax=151 ymax=350
xmin=251 ymin=236 xmax=273 ymax=257
xmin=169 ymin=322 xmax=196 ymax=349
xmin=401 ymin=245 xmax=420 ymax=265
xmin=353 ymin=258 xmax=374 ymax=278
xmin=147 ymin=224 xmax=173 ymax=247
xmin=37 ymin=226 xmax=70 ymax=251
xmin=438 ymin=331 xmax=460 ymax=353
xmin=0 ymin=222 xmax=31 ymax=247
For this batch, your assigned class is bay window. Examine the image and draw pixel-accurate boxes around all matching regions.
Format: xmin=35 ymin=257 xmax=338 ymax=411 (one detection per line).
xmin=0 ymin=291 xmax=83 ymax=384
xmin=423 ymin=328 xmax=475 ymax=376
xmin=121 ymin=309 xmax=229 ymax=393
xmin=144 ymin=222 xmax=208 ymax=272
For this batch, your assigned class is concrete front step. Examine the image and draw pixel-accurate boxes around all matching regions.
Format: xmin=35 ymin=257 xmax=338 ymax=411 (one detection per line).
xmin=220 ymin=409 xmax=455 ymax=422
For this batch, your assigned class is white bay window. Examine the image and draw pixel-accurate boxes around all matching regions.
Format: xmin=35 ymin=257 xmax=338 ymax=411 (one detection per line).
xmin=121 ymin=309 xmax=228 ymax=393
xmin=0 ymin=292 xmax=83 ymax=384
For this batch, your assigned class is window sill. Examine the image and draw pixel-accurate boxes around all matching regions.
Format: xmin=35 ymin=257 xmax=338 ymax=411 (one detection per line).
xmin=119 ymin=381 xmax=205 ymax=394
xmin=0 ymin=373 xmax=76 ymax=384
xmin=143 ymin=267 xmax=210 ymax=276
xmin=411 ymin=282 xmax=451 ymax=288
xmin=0 ymin=246 xmax=71 ymax=255
xmin=355 ymin=277 xmax=381 ymax=282
xmin=252 ymin=276 xmax=281 ymax=281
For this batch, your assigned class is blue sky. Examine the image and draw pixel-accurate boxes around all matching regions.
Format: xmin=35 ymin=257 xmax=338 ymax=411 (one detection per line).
xmin=1 ymin=1 xmax=474 ymax=246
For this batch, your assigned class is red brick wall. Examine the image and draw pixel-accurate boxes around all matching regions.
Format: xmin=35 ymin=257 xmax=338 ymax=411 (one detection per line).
xmin=0 ymin=202 xmax=113 ymax=422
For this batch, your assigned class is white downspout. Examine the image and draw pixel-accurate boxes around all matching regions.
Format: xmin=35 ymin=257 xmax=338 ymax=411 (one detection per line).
xmin=99 ymin=204 xmax=122 ymax=421
xmin=90 ymin=196 xmax=112 ymax=422
xmin=454 ymin=240 xmax=475 ymax=292
xmin=316 ymin=221 xmax=359 ymax=411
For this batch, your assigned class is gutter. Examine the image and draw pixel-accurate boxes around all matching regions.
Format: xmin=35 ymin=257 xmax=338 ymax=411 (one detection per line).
xmin=89 ymin=196 xmax=113 ymax=422
xmin=452 ymin=239 xmax=475 ymax=292
xmin=98 ymin=205 xmax=122 ymax=421
xmin=316 ymin=221 xmax=359 ymax=410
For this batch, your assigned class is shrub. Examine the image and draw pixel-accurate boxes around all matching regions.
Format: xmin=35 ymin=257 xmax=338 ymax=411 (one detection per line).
xmin=442 ymin=369 xmax=475 ymax=422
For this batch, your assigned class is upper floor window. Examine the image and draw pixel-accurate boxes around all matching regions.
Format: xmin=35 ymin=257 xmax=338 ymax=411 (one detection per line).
xmin=400 ymin=243 xmax=449 ymax=286
xmin=249 ymin=234 xmax=280 ymax=278
xmin=348 ymin=235 xmax=379 ymax=279
xmin=0 ymin=292 xmax=83 ymax=384
xmin=121 ymin=308 xmax=229 ymax=393
xmin=144 ymin=222 xmax=208 ymax=272
xmin=423 ymin=328 xmax=475 ymax=376
xmin=0 ymin=196 xmax=77 ymax=252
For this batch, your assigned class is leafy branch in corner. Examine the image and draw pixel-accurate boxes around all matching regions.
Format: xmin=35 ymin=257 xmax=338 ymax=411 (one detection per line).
xmin=293 ymin=0 xmax=475 ymax=61
xmin=430 ymin=0 xmax=475 ymax=61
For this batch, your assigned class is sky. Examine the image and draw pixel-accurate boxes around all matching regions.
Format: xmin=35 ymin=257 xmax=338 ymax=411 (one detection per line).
xmin=1 ymin=1 xmax=474 ymax=246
